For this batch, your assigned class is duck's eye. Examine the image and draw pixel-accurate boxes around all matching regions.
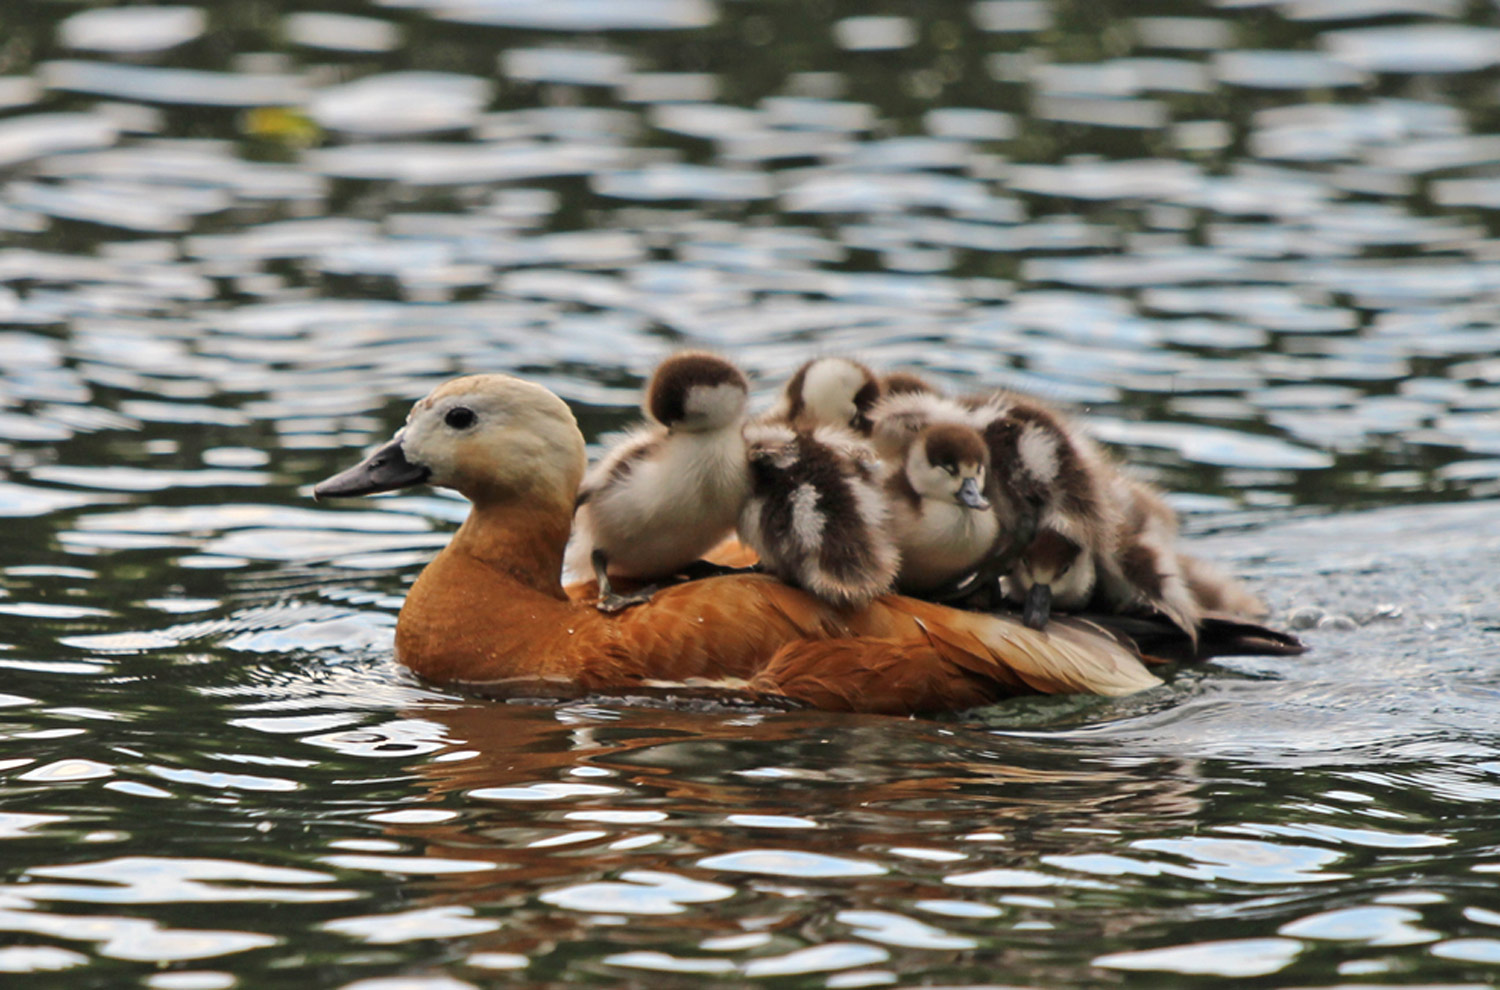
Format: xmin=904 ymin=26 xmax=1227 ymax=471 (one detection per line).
xmin=941 ymin=463 xmax=958 ymax=476
xmin=444 ymin=406 xmax=476 ymax=430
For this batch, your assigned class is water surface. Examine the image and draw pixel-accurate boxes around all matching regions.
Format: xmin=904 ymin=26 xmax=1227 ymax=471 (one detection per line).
xmin=2 ymin=0 xmax=1500 ymax=986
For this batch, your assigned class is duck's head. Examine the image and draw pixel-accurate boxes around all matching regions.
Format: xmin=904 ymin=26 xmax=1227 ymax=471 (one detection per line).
xmin=646 ymin=352 xmax=749 ymax=433
xmin=907 ymin=423 xmax=990 ymax=511
xmin=782 ymin=357 xmax=880 ymax=434
xmin=314 ymin=374 xmax=586 ymax=509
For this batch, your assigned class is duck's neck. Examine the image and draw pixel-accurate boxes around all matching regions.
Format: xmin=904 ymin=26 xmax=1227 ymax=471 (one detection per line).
xmin=449 ymin=495 xmax=573 ymax=600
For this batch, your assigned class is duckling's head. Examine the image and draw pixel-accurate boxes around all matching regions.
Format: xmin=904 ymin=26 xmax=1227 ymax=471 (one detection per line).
xmin=782 ymin=357 xmax=881 ymax=434
xmin=314 ymin=374 xmax=586 ymax=509
xmin=646 ymin=352 xmax=749 ymax=433
xmin=906 ymin=423 xmax=990 ymax=511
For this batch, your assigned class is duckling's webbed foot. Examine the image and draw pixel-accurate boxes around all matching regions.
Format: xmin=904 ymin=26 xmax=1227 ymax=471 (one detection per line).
xmin=1023 ymin=582 xmax=1053 ymax=630
xmin=591 ymin=548 xmax=657 ymax=612
xmin=597 ymin=586 xmax=662 ymax=613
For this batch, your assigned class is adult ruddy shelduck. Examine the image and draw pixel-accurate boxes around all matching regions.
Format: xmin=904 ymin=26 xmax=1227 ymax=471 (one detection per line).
xmin=313 ymin=373 xmax=1299 ymax=714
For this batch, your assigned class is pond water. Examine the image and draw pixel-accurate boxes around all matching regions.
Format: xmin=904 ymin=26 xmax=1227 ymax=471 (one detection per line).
xmin=2 ymin=0 xmax=1500 ymax=986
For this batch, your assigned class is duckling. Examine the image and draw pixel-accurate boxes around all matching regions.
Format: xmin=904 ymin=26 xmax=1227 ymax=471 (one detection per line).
xmin=566 ymin=351 xmax=751 ymax=612
xmin=886 ymin=423 xmax=1000 ymax=595
xmin=972 ymin=398 xmax=1204 ymax=638
xmin=960 ymin=392 xmax=1123 ymax=629
xmin=1090 ymin=476 xmax=1200 ymax=638
xmin=765 ymin=357 xmax=882 ymax=435
xmin=738 ymin=422 xmax=898 ymax=609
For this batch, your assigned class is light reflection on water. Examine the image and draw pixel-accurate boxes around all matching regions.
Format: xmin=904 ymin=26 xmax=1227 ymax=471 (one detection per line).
xmin=1 ymin=0 xmax=1500 ymax=985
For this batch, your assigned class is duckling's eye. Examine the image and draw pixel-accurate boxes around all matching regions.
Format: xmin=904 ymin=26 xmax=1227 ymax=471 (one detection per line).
xmin=444 ymin=406 xmax=477 ymax=430
xmin=941 ymin=463 xmax=958 ymax=476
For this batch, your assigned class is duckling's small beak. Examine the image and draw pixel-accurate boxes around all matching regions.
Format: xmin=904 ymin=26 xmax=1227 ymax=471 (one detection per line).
xmin=313 ymin=436 xmax=430 ymax=499
xmin=1023 ymin=582 xmax=1052 ymax=630
xmin=957 ymin=477 xmax=990 ymax=511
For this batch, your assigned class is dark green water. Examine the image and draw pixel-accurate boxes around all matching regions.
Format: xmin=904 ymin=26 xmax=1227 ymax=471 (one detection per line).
xmin=3 ymin=0 xmax=1500 ymax=986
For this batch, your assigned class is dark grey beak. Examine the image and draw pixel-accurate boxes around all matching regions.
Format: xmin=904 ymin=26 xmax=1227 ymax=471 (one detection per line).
xmin=1023 ymin=581 xmax=1052 ymax=630
xmin=313 ymin=436 xmax=430 ymax=499
xmin=957 ymin=476 xmax=990 ymax=511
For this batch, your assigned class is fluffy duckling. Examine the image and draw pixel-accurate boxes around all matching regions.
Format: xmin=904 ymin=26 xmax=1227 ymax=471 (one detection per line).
xmin=738 ymin=422 xmax=898 ymax=609
xmin=886 ymin=423 xmax=1000 ymax=595
xmin=566 ymin=352 xmax=751 ymax=611
xmin=765 ymin=357 xmax=882 ymax=435
xmin=958 ymin=392 xmax=1124 ymax=629
xmin=969 ymin=396 xmax=1205 ymax=638
xmin=1091 ymin=476 xmax=1199 ymax=638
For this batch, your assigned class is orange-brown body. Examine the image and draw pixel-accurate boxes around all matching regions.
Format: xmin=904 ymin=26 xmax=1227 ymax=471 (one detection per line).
xmin=394 ymin=506 xmax=1161 ymax=714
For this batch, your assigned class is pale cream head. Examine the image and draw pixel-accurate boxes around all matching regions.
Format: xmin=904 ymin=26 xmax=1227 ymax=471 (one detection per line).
xmin=399 ymin=374 xmax=586 ymax=506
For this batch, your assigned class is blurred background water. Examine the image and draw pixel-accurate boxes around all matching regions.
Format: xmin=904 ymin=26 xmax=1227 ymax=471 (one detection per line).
xmin=2 ymin=0 xmax=1500 ymax=987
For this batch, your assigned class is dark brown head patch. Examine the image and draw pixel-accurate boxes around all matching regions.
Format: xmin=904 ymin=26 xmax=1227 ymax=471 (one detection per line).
xmin=922 ymin=423 xmax=987 ymax=471
xmin=782 ymin=361 xmax=811 ymax=423
xmin=881 ymin=372 xmax=935 ymax=397
xmin=850 ymin=375 xmax=881 ymax=433
xmin=647 ymin=352 xmax=747 ymax=426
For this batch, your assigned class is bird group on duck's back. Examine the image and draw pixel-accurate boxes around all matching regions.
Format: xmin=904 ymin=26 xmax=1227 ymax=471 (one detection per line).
xmin=312 ymin=356 xmax=1303 ymax=715
xmin=568 ymin=352 xmax=1263 ymax=638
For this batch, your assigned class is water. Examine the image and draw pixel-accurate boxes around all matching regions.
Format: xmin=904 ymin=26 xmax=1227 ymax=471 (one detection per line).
xmin=2 ymin=0 xmax=1499 ymax=985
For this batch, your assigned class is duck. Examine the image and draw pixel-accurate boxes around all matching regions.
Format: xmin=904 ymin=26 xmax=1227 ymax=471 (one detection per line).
xmin=737 ymin=421 xmax=899 ymax=609
xmin=564 ymin=352 xmax=751 ymax=611
xmin=886 ymin=422 xmax=1000 ymax=595
xmin=764 ymin=356 xmax=882 ymax=435
xmin=312 ymin=373 xmax=1303 ymax=714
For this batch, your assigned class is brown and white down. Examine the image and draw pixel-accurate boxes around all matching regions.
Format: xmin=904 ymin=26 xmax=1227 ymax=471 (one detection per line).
xmin=737 ymin=422 xmax=899 ymax=609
